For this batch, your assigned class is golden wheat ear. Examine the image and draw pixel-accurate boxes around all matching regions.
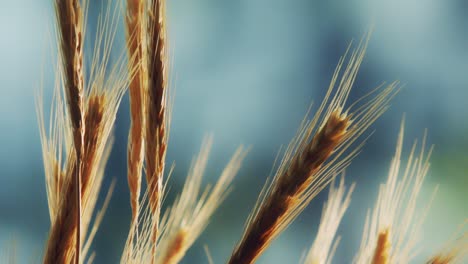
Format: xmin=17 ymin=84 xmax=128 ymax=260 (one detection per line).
xmin=52 ymin=0 xmax=86 ymax=262
xmin=42 ymin=1 xmax=129 ymax=263
xmin=122 ymin=0 xmax=169 ymax=257
xmin=303 ymin=176 xmax=355 ymax=264
xmin=228 ymin=33 xmax=398 ymax=264
xmin=145 ymin=0 xmax=169 ymax=239
xmin=125 ymin=0 xmax=147 ymax=227
xmin=353 ymin=120 xmax=437 ymax=264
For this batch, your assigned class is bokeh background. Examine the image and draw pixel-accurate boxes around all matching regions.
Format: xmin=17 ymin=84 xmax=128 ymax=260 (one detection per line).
xmin=1 ymin=0 xmax=467 ymax=263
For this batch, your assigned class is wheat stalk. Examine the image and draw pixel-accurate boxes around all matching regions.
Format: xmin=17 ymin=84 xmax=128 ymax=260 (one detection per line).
xmin=229 ymin=34 xmax=397 ymax=264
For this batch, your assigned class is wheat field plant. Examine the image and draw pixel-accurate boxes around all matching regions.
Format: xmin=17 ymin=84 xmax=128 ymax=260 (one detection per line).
xmin=0 ymin=0 xmax=467 ymax=263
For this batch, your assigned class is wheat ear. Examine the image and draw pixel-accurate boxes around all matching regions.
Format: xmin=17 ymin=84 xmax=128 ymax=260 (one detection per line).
xmin=353 ymin=120 xmax=437 ymax=264
xmin=145 ymin=0 xmax=168 ymax=227
xmin=49 ymin=0 xmax=85 ymax=262
xmin=229 ymin=34 xmax=397 ymax=264
xmin=125 ymin=0 xmax=147 ymax=226
xmin=303 ymin=176 xmax=354 ymax=264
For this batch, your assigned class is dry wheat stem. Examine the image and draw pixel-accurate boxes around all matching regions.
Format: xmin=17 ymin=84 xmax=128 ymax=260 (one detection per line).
xmin=229 ymin=34 xmax=397 ymax=264
xmin=126 ymin=0 xmax=147 ymax=226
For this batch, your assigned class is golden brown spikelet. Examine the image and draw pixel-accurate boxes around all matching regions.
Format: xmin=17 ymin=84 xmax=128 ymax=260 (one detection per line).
xmin=304 ymin=177 xmax=354 ymax=264
xmin=160 ymin=229 xmax=187 ymax=264
xmin=353 ymin=120 xmax=436 ymax=264
xmin=125 ymin=0 xmax=147 ymax=225
xmin=229 ymin=34 xmax=398 ymax=264
xmin=51 ymin=0 xmax=85 ymax=261
xmin=145 ymin=0 xmax=168 ymax=230
xmin=371 ymin=230 xmax=390 ymax=264
xmin=54 ymin=0 xmax=85 ymax=261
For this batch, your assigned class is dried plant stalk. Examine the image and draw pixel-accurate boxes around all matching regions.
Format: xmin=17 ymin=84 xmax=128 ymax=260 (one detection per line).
xmin=125 ymin=0 xmax=147 ymax=225
xmin=229 ymin=35 xmax=397 ymax=264
xmin=304 ymin=177 xmax=354 ymax=264
xmin=353 ymin=120 xmax=436 ymax=264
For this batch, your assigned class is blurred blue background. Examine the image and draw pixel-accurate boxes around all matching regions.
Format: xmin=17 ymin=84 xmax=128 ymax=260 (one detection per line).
xmin=0 ymin=0 xmax=467 ymax=263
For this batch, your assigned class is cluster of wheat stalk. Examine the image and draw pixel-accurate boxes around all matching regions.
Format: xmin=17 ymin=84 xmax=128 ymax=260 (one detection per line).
xmin=32 ymin=0 xmax=467 ymax=263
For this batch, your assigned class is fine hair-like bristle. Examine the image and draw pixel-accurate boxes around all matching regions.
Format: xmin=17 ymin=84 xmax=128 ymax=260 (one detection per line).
xmin=229 ymin=34 xmax=397 ymax=264
xmin=304 ymin=177 xmax=354 ymax=264
xmin=353 ymin=120 xmax=437 ymax=264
